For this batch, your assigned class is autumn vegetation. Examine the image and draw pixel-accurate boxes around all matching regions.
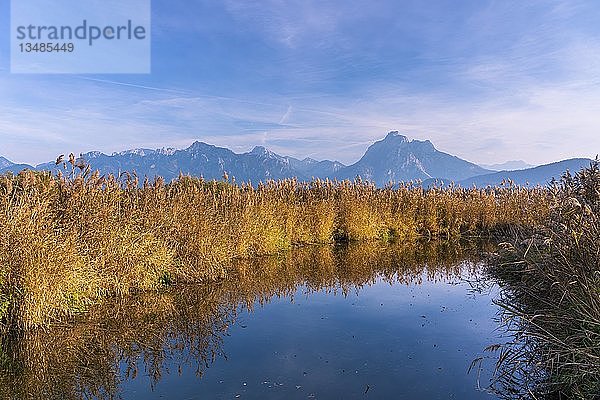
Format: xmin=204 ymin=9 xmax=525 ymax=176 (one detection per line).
xmin=0 ymin=162 xmax=549 ymax=329
xmin=489 ymin=160 xmax=600 ymax=399
xmin=0 ymin=157 xmax=599 ymax=398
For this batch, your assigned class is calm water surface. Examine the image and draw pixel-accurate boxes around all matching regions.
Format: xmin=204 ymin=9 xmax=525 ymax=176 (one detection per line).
xmin=2 ymin=241 xmax=503 ymax=399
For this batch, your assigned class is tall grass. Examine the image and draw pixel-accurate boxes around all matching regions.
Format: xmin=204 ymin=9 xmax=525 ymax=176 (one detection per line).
xmin=0 ymin=166 xmax=549 ymax=329
xmin=489 ymin=160 xmax=600 ymax=399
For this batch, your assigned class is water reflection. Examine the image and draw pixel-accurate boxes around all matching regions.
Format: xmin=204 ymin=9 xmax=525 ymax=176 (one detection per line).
xmin=1 ymin=240 xmax=498 ymax=399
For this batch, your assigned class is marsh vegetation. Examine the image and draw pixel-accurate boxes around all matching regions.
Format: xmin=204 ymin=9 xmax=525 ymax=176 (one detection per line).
xmin=0 ymin=160 xmax=598 ymax=398
xmin=0 ymin=166 xmax=547 ymax=330
xmin=487 ymin=162 xmax=600 ymax=399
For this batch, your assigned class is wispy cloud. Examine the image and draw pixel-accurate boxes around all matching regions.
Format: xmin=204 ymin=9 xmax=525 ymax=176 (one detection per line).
xmin=223 ymin=0 xmax=345 ymax=48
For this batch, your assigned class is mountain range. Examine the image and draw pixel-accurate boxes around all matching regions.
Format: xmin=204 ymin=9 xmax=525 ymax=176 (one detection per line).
xmin=0 ymin=132 xmax=593 ymax=187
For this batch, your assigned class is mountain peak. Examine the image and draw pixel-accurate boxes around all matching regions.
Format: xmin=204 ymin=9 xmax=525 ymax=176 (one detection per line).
xmin=251 ymin=145 xmax=267 ymax=153
xmin=340 ymin=132 xmax=488 ymax=184
xmin=114 ymin=148 xmax=155 ymax=157
xmin=188 ymin=141 xmax=213 ymax=151
xmin=413 ymin=139 xmax=435 ymax=151
xmin=85 ymin=151 xmax=105 ymax=159
xmin=384 ymin=131 xmax=409 ymax=142
xmin=0 ymin=156 xmax=14 ymax=169
xmin=157 ymin=147 xmax=176 ymax=156
xmin=250 ymin=146 xmax=275 ymax=157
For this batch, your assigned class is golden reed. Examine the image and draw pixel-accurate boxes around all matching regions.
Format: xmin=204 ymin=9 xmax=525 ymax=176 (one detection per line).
xmin=0 ymin=168 xmax=549 ymax=329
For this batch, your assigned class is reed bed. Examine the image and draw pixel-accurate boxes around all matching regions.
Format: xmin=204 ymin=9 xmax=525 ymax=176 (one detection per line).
xmin=0 ymin=165 xmax=549 ymax=330
xmin=489 ymin=160 xmax=600 ymax=399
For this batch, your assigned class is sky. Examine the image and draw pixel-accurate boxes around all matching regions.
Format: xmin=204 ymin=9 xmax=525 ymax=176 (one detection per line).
xmin=1 ymin=0 xmax=600 ymax=166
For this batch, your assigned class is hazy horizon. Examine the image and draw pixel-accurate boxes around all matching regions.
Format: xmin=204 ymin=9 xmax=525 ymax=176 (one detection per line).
xmin=2 ymin=1 xmax=600 ymax=165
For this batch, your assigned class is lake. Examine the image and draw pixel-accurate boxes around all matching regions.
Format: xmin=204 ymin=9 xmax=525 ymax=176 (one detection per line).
xmin=1 ymin=241 xmax=505 ymax=399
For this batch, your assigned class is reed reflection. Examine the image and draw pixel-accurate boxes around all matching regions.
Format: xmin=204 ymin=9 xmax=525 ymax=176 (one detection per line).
xmin=0 ymin=239 xmax=493 ymax=400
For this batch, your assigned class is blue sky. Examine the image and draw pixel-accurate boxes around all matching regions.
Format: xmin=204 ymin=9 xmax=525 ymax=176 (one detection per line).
xmin=1 ymin=0 xmax=600 ymax=165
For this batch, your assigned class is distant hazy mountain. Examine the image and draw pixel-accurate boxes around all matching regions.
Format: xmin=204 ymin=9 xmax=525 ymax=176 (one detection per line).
xmin=284 ymin=154 xmax=345 ymax=179
xmin=458 ymin=158 xmax=593 ymax=187
xmin=0 ymin=156 xmax=13 ymax=169
xmin=33 ymin=141 xmax=347 ymax=183
xmin=480 ymin=160 xmax=534 ymax=171
xmin=0 ymin=156 xmax=36 ymax=174
xmin=0 ymin=164 xmax=35 ymax=174
xmin=333 ymin=131 xmax=491 ymax=185
xmin=0 ymin=132 xmax=593 ymax=188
